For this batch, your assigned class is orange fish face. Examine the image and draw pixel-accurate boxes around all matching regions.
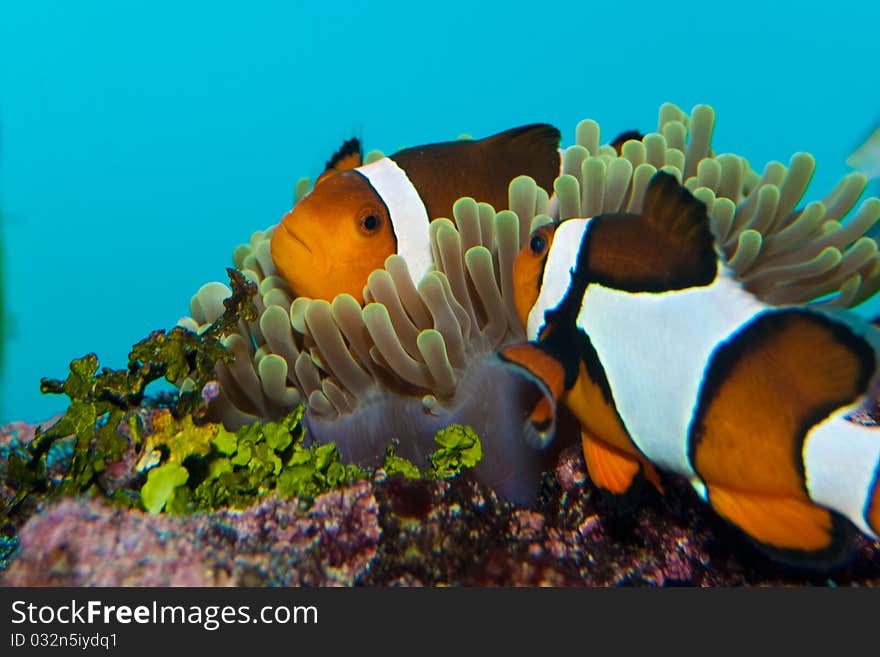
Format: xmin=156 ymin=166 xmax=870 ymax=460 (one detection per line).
xmin=513 ymin=224 xmax=557 ymax=329
xmin=270 ymin=171 xmax=396 ymax=303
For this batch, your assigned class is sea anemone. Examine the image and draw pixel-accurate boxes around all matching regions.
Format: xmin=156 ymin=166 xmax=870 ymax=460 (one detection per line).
xmin=551 ymin=104 xmax=880 ymax=307
xmin=179 ymin=103 xmax=880 ymax=505
xmin=181 ymin=174 xmax=559 ymax=504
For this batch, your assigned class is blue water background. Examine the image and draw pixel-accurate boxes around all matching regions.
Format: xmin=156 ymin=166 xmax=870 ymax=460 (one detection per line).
xmin=1 ymin=1 xmax=879 ymax=424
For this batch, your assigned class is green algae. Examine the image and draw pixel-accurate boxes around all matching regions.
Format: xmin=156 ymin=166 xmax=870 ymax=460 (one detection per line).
xmin=133 ymin=405 xmax=374 ymax=513
xmin=139 ymin=415 xmax=485 ymax=514
xmin=276 ymin=442 xmax=361 ymax=501
xmin=382 ymin=441 xmax=422 ymax=480
xmin=151 ymin=406 xmax=371 ymax=513
xmin=140 ymin=412 xmax=216 ymax=466
xmin=141 ymin=462 xmax=189 ymax=514
xmin=2 ymin=259 xmax=485 ymax=525
xmin=380 ymin=426 xmax=484 ymax=482
xmin=429 ymin=425 xmax=483 ymax=479
xmin=137 ymin=413 xmax=485 ymax=514
xmin=3 ymin=268 xmax=257 ymax=514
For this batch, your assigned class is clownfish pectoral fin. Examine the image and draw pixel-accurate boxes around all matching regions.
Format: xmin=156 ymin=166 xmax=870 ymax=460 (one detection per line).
xmin=497 ymin=342 xmax=566 ymax=449
xmin=315 ymin=137 xmax=363 ymax=186
xmin=610 ymin=130 xmax=644 ymax=155
xmin=581 ymin=430 xmax=639 ymax=495
xmin=584 ymin=171 xmax=718 ymax=293
xmin=581 ymin=431 xmax=664 ymax=496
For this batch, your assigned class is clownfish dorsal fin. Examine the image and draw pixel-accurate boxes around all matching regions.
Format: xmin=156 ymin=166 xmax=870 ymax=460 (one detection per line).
xmin=315 ymin=137 xmax=363 ymax=187
xmin=640 ymin=171 xmax=712 ymax=240
xmin=324 ymin=136 xmax=362 ymax=172
xmin=476 ymin=122 xmax=561 ymax=189
xmin=582 ymin=171 xmax=718 ymax=292
xmin=390 ymin=123 xmax=561 ymax=221
xmin=478 ymin=122 xmax=562 ymax=160
xmin=497 ymin=341 xmax=566 ymax=449
xmin=610 ymin=129 xmax=644 ymax=154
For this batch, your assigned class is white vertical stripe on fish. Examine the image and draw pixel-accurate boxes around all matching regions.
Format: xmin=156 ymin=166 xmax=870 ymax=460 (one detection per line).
xmin=355 ymin=158 xmax=432 ymax=285
xmin=576 ymin=269 xmax=765 ymax=477
xmin=804 ymin=414 xmax=880 ymax=538
xmin=526 ymin=218 xmax=587 ymax=339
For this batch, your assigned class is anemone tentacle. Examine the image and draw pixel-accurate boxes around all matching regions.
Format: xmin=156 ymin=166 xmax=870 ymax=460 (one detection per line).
xmin=179 ymin=103 xmax=880 ymax=503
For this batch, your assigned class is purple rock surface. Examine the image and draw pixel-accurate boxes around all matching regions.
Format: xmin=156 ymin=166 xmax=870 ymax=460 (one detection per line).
xmin=2 ymin=482 xmax=379 ymax=586
xmin=2 ymin=419 xmax=879 ymax=586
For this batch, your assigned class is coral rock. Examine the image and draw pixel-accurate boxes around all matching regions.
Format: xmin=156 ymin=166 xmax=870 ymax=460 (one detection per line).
xmin=2 ymin=482 xmax=380 ymax=587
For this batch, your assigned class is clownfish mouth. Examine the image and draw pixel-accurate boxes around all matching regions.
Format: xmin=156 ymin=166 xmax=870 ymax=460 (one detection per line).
xmin=280 ymin=222 xmax=311 ymax=253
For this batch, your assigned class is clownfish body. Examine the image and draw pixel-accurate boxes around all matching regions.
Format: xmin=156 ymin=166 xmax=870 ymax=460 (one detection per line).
xmin=270 ymin=124 xmax=562 ymax=303
xmin=501 ymin=172 xmax=880 ymax=565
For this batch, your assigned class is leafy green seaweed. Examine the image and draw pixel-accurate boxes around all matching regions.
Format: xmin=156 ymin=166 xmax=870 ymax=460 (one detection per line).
xmin=429 ymin=424 xmax=483 ymax=479
xmin=2 ymin=268 xmax=257 ymax=514
xmin=379 ymin=426 xmax=483 ymax=481
xmin=136 ymin=416 xmax=484 ymax=514
xmin=141 ymin=462 xmax=189 ymax=514
xmin=1 ymin=260 xmax=484 ymax=524
xmin=136 ymin=406 xmax=369 ymax=513
xmin=383 ymin=441 xmax=422 ymax=480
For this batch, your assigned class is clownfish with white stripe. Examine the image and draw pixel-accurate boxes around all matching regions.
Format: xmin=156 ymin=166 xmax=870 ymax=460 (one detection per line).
xmin=270 ymin=124 xmax=562 ymax=303
xmin=500 ymin=171 xmax=880 ymax=565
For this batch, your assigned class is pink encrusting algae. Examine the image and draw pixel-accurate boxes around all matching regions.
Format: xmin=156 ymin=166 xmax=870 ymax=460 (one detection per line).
xmin=3 ymin=414 xmax=879 ymax=586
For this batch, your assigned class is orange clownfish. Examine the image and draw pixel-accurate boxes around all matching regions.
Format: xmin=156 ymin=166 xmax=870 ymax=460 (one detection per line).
xmin=501 ymin=171 xmax=880 ymax=565
xmin=270 ymin=124 xmax=562 ymax=303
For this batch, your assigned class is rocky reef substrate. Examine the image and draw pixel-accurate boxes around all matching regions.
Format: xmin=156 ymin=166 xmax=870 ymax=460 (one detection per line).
xmin=2 ymin=414 xmax=879 ymax=586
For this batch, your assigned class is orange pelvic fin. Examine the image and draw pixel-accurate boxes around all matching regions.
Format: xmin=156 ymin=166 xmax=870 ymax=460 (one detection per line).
xmin=581 ymin=431 xmax=663 ymax=496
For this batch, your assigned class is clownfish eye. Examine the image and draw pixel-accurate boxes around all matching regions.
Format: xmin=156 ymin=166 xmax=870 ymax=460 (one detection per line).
xmin=529 ymin=234 xmax=546 ymax=254
xmin=358 ymin=210 xmax=383 ymax=236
